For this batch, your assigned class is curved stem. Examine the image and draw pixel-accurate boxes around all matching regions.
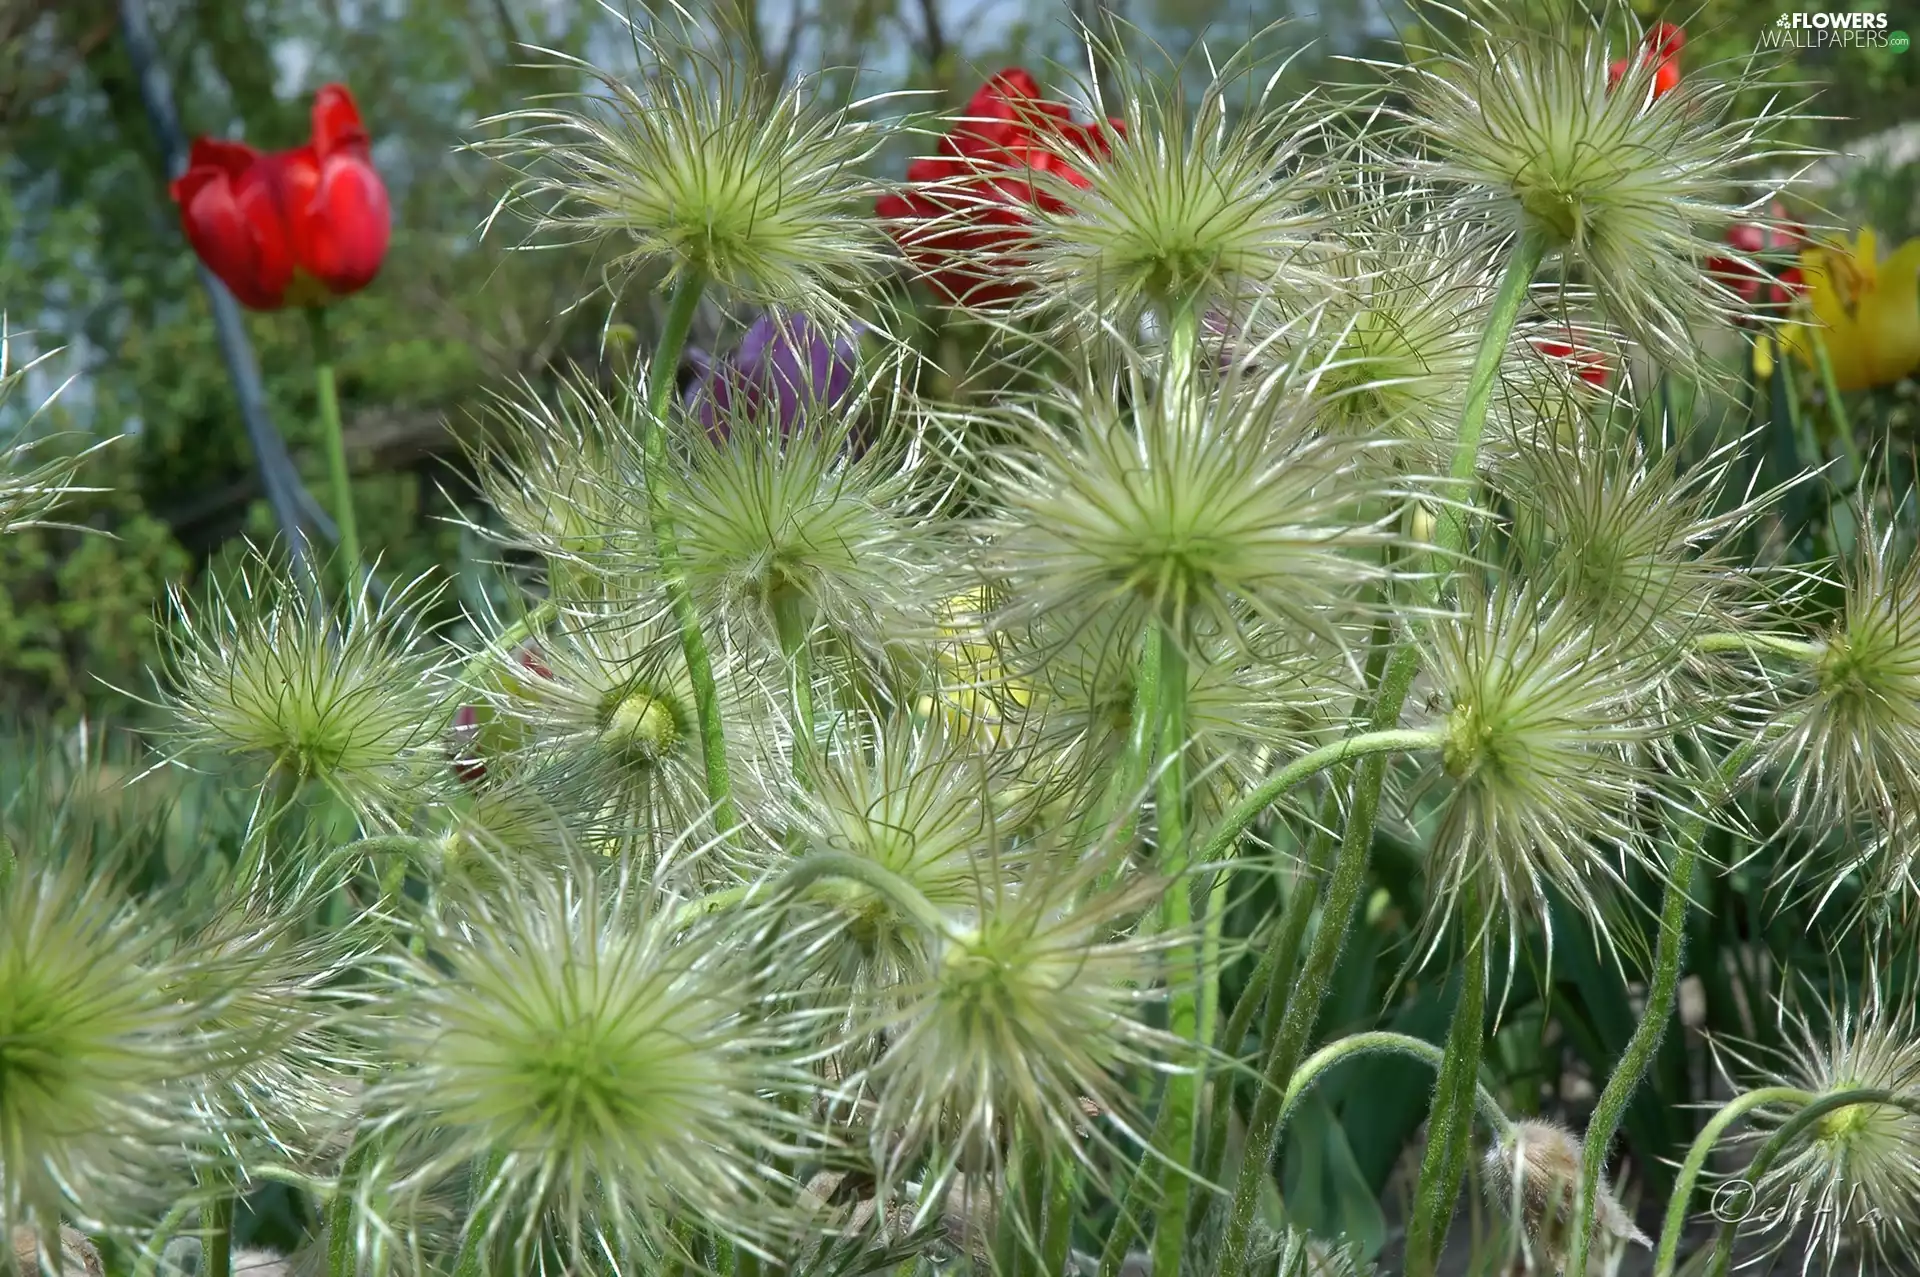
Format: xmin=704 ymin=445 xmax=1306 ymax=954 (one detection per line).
xmin=1218 ymin=641 xmax=1421 ymax=1277
xmin=1703 ymin=1089 xmax=1920 ymax=1277
xmin=1405 ymin=895 xmax=1492 ymax=1277
xmin=772 ymin=852 xmax=958 ymax=942
xmin=1279 ymin=1031 xmax=1514 ymax=1147
xmin=1435 ymin=229 xmax=1547 ymax=560
xmin=638 ymin=273 xmax=738 ymax=835
xmin=1693 ymin=632 xmax=1821 ymax=662
xmin=306 ymin=307 xmax=360 ymax=594
xmin=133 ymin=1198 xmax=202 ymax=1277
xmin=1651 ymin=1086 xmax=1816 ymax=1277
xmin=773 ymin=593 xmax=816 ymax=763
xmin=1196 ymin=729 xmax=1443 ymax=870
xmin=1567 ymin=745 xmax=1757 ymax=1277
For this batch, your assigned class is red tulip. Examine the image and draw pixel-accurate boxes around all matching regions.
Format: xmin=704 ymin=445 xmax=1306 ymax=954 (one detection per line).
xmin=1533 ymin=337 xmax=1611 ymax=388
xmin=1607 ymin=23 xmax=1683 ymax=101
xmin=169 ymin=85 xmax=390 ymax=311
xmin=876 ymin=69 xmax=1121 ymax=308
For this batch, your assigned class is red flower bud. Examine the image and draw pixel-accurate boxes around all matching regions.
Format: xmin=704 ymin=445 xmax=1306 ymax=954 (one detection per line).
xmin=169 ymin=84 xmax=390 ymax=311
xmin=876 ymin=68 xmax=1121 ymax=308
xmin=1533 ymin=337 xmax=1611 ymax=388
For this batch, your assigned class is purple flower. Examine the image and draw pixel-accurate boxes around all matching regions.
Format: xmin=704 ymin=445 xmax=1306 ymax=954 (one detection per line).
xmin=682 ymin=312 xmax=862 ymax=437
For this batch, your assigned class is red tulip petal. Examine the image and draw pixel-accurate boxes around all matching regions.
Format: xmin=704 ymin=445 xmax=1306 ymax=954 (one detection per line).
xmin=311 ymin=83 xmax=370 ymax=159
xmin=185 ymin=137 xmax=264 ymax=177
xmin=1607 ymin=58 xmax=1628 ymax=91
xmin=1646 ymin=22 xmax=1686 ymax=60
xmin=296 ymin=151 xmax=391 ymax=296
xmin=1652 ymin=59 xmax=1681 ymax=98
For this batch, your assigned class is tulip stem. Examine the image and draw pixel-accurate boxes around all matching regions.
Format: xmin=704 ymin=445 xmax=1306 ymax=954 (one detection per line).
xmin=306 ymin=307 xmax=361 ymax=594
xmin=638 ymin=273 xmax=738 ymax=837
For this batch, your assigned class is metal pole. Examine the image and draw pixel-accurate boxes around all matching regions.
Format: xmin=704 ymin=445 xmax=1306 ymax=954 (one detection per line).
xmin=117 ymin=0 xmax=320 ymax=577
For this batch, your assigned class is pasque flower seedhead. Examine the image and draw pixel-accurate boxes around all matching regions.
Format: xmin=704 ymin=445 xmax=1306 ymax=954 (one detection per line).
xmin=1019 ymin=34 xmax=1327 ymax=330
xmin=1722 ymin=968 xmax=1920 ymax=1275
xmin=1420 ymin=581 xmax=1684 ymax=949
xmin=158 ymin=552 xmax=449 ymax=820
xmin=365 ymin=857 xmax=814 ymax=1265
xmin=1483 ymin=1120 xmax=1648 ymax=1274
xmin=1399 ymin=6 xmax=1803 ymax=376
xmin=478 ymin=4 xmax=890 ymax=327
xmin=981 ymin=358 xmax=1397 ymax=654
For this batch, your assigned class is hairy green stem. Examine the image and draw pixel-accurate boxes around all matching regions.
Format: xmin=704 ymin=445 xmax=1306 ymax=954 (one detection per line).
xmin=1650 ymin=1086 xmax=1816 ymax=1276
xmin=1218 ymin=642 xmax=1421 ymax=1277
xmin=1693 ymin=632 xmax=1821 ymax=661
xmin=306 ymin=307 xmax=360 ymax=593
xmin=638 ymin=273 xmax=737 ymax=835
xmin=1702 ymin=1089 xmax=1920 ymax=1277
xmin=773 ymin=593 xmax=817 ymax=761
xmin=1281 ymin=1032 xmax=1514 ymax=1146
xmin=1042 ymin=1153 xmax=1078 ymax=1277
xmin=0 ymin=829 xmax=13 ymax=896
xmin=1149 ymin=626 xmax=1198 ymax=1276
xmin=1097 ymin=1097 xmax=1177 ymax=1277
xmin=1566 ymin=745 xmax=1755 ymax=1277
xmin=1436 ymin=229 xmax=1547 ymax=559
xmin=328 ymin=1136 xmax=371 ymax=1277
xmin=1404 ymin=894 xmax=1491 ymax=1277
xmin=205 ymin=1194 xmax=234 ymax=1277
xmin=774 ymin=851 xmax=957 ymax=942
xmin=451 ymin=1152 xmax=503 ymax=1277
xmin=1195 ymin=729 xmax=1444 ymax=870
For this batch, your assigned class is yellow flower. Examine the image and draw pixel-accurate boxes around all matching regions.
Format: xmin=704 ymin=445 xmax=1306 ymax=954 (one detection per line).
xmin=913 ymin=588 xmax=1032 ymax=744
xmin=1786 ymin=229 xmax=1920 ymax=391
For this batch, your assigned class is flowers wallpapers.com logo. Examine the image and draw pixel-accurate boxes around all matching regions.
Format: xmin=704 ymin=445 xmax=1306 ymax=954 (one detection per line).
xmin=1763 ymin=11 xmax=1910 ymax=50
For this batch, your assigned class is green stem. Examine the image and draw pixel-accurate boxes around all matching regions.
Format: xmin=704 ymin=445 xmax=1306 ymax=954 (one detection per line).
xmin=1566 ymin=745 xmax=1755 ymax=1277
xmin=1195 ymin=729 xmax=1444 ymax=870
xmin=1701 ymin=1089 xmax=1920 ymax=1277
xmin=1149 ymin=626 xmax=1198 ymax=1277
xmin=1041 ymin=1153 xmax=1078 ymax=1277
xmin=306 ymin=307 xmax=360 ymax=593
xmin=205 ymin=1195 xmax=234 ymax=1277
xmin=773 ymin=851 xmax=957 ymax=941
xmin=1080 ymin=612 xmax=1163 ymax=849
xmin=451 ymin=1152 xmax=503 ymax=1277
xmin=0 ymin=829 xmax=14 ymax=896
xmin=1693 ymin=632 xmax=1821 ymax=661
xmin=773 ymin=593 xmax=816 ymax=761
xmin=1097 ymin=1096 xmax=1177 ymax=1277
xmin=134 ymin=1199 xmax=201 ymax=1277
xmin=1218 ymin=641 xmax=1421 ymax=1277
xmin=1199 ymin=791 xmax=1340 ymax=1190
xmin=329 ymin=1136 xmax=371 ymax=1277
xmin=1806 ymin=327 xmax=1862 ymax=480
xmin=1280 ymin=1031 xmax=1514 ymax=1146
xmin=1404 ymin=894 xmax=1492 ymax=1277
xmin=1650 ymin=1086 xmax=1816 ymax=1277
xmin=637 ymin=273 xmax=737 ymax=835
xmin=1436 ymin=229 xmax=1548 ymax=560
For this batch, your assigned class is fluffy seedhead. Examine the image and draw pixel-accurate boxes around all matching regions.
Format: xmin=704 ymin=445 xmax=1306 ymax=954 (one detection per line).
xmin=1397 ymin=5 xmax=1804 ymax=376
xmin=364 ymin=856 xmax=814 ymax=1267
xmin=0 ymin=338 xmax=103 ymax=537
xmin=476 ymin=3 xmax=891 ymax=327
xmin=1501 ymin=414 xmax=1770 ymax=649
xmin=1020 ymin=28 xmax=1327 ymax=332
xmin=477 ymin=603 xmax=766 ymax=863
xmin=776 ymin=713 xmax=1025 ymax=1025
xmin=1762 ymin=518 xmax=1920 ymax=894
xmin=1726 ymin=969 xmax=1920 ymax=1274
xmin=980 ymin=357 xmax=1397 ymax=655
xmin=0 ymin=859 xmax=251 ymax=1236
xmin=466 ymin=371 xmax=649 ymax=600
xmin=1417 ymin=580 xmax=1684 ymax=951
xmin=857 ymin=849 xmax=1176 ymax=1189
xmin=158 ymin=554 xmax=449 ymax=821
xmin=673 ymin=398 xmax=938 ymax=661
xmin=1483 ymin=1119 xmax=1648 ymax=1275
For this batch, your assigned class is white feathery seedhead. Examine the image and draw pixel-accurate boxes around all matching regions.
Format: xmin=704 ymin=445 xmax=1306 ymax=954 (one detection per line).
xmin=365 ymin=856 xmax=815 ymax=1267
xmin=1020 ymin=28 xmax=1328 ymax=331
xmin=158 ymin=552 xmax=450 ymax=822
xmin=0 ymin=860 xmax=253 ymax=1236
xmin=475 ymin=2 xmax=893 ymax=331
xmin=1396 ymin=4 xmax=1809 ymax=378
xmin=1483 ymin=1119 xmax=1649 ymax=1275
xmin=1728 ymin=968 xmax=1920 ymax=1274
xmin=673 ymin=403 xmax=939 ymax=661
xmin=857 ymin=848 xmax=1179 ymax=1189
xmin=1418 ymin=580 xmax=1685 ymax=951
xmin=0 ymin=337 xmax=104 ymax=538
xmin=981 ymin=356 xmax=1399 ymax=656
